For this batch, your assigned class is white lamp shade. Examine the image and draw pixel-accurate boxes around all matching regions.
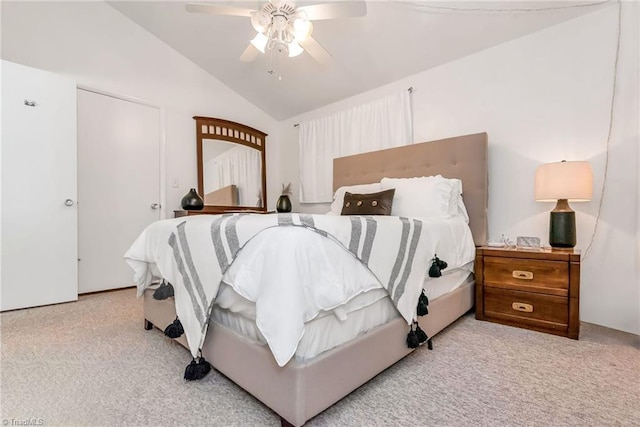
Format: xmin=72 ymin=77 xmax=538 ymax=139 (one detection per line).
xmin=250 ymin=11 xmax=270 ymax=33
xmin=250 ymin=32 xmax=268 ymax=53
xmin=293 ymin=19 xmax=313 ymax=41
xmin=288 ymin=41 xmax=304 ymax=57
xmin=535 ymin=161 xmax=593 ymax=202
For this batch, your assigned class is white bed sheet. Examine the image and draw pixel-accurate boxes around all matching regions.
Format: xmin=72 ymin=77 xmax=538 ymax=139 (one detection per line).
xmin=211 ymin=266 xmax=474 ymax=361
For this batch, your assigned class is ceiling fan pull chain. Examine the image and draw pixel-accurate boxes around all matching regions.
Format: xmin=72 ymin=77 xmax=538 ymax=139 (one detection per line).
xmin=277 ymin=48 xmax=283 ymax=81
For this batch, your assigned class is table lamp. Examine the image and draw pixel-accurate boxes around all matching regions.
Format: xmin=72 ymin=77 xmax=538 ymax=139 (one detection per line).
xmin=535 ymin=160 xmax=593 ymax=248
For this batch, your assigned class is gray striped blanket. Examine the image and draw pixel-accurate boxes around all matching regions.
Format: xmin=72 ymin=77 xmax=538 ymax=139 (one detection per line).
xmin=125 ymin=213 xmax=437 ymax=365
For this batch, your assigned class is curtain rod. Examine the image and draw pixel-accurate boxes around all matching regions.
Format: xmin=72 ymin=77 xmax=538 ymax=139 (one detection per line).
xmin=293 ymin=87 xmax=413 ymax=128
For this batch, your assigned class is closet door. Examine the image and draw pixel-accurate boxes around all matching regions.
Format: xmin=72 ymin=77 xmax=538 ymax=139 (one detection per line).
xmin=77 ymin=89 xmax=160 ymax=293
xmin=1 ymin=60 xmax=78 ymax=311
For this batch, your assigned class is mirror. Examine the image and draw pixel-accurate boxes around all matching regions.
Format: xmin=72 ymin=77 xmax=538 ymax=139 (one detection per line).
xmin=195 ymin=116 xmax=267 ymax=213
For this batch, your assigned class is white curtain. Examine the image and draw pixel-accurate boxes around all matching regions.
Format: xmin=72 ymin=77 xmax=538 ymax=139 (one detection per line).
xmin=215 ymin=146 xmax=262 ymax=207
xmin=298 ymin=90 xmax=413 ymax=203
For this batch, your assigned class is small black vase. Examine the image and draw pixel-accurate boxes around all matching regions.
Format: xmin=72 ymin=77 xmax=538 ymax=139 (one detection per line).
xmin=181 ymin=188 xmax=204 ymax=210
xmin=276 ymin=195 xmax=292 ymax=213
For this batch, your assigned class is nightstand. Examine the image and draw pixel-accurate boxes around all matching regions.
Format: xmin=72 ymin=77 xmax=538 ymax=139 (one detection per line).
xmin=475 ymin=247 xmax=580 ymax=339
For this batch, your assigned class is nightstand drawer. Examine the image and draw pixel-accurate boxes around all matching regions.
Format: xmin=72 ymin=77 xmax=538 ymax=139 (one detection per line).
xmin=484 ymin=287 xmax=568 ymax=331
xmin=484 ymin=257 xmax=569 ymax=296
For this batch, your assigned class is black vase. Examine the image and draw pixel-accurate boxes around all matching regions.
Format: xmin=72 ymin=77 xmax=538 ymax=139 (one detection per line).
xmin=276 ymin=195 xmax=292 ymax=213
xmin=181 ymin=188 xmax=204 ymax=210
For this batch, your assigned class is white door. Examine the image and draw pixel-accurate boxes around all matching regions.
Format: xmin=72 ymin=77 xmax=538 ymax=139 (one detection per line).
xmin=77 ymin=89 xmax=160 ymax=293
xmin=1 ymin=60 xmax=78 ymax=311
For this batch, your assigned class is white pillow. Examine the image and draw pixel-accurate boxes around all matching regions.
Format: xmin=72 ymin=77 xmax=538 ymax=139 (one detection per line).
xmin=447 ymin=178 xmax=470 ymax=223
xmin=457 ymin=194 xmax=470 ymax=223
xmin=329 ymin=183 xmax=382 ymax=215
xmin=380 ymin=175 xmax=462 ymax=219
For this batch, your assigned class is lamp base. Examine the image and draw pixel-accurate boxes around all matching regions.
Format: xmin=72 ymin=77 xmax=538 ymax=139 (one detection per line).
xmin=549 ymin=199 xmax=576 ymax=248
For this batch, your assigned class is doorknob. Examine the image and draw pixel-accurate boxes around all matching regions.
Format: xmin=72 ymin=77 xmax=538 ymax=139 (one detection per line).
xmin=64 ymin=199 xmax=74 ymax=207
xmin=151 ymin=203 xmax=161 ymax=210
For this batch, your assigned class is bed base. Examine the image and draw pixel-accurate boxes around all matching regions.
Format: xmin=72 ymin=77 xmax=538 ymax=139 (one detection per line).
xmin=143 ymin=279 xmax=474 ymax=426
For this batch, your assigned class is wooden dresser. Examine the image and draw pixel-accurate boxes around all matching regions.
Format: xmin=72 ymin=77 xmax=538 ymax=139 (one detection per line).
xmin=475 ymin=247 xmax=580 ymax=339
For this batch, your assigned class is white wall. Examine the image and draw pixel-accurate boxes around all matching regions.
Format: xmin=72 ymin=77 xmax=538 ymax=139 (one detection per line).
xmin=280 ymin=4 xmax=639 ymax=334
xmin=0 ymin=1 xmax=281 ymax=213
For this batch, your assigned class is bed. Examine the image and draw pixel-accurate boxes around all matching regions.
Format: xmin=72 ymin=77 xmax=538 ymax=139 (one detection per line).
xmin=131 ymin=132 xmax=488 ymax=426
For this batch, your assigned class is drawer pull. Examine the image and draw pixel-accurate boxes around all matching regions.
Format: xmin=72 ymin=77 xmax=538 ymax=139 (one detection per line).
xmin=512 ymin=270 xmax=534 ymax=280
xmin=512 ymin=302 xmax=534 ymax=313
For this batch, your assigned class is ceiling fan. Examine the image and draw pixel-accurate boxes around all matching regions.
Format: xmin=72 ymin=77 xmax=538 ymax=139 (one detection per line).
xmin=185 ymin=1 xmax=367 ymax=64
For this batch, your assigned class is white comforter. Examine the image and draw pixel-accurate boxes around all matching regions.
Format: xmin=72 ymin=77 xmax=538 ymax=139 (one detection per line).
xmin=124 ymin=213 xmax=474 ymax=366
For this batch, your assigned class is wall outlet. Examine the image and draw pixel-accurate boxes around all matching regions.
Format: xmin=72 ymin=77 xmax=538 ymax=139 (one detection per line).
xmin=171 ymin=178 xmax=179 ymax=188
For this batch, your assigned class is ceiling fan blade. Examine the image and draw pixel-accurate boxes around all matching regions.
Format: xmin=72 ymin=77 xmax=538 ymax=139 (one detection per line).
xmin=239 ymin=44 xmax=260 ymax=62
xmin=185 ymin=3 xmax=254 ymax=17
xmin=297 ymin=1 xmax=367 ymax=20
xmin=299 ymin=36 xmax=332 ymax=65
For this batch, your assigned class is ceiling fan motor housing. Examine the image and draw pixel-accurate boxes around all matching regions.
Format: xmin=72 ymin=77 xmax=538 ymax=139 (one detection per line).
xmin=263 ymin=1 xmax=297 ymax=18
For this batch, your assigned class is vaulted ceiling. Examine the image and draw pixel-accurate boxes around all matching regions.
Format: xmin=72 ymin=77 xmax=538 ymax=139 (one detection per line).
xmin=108 ymin=1 xmax=607 ymax=120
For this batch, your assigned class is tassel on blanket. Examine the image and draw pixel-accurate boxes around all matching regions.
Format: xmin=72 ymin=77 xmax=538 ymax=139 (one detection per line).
xmin=406 ymin=323 xmax=419 ymax=349
xmin=407 ymin=321 xmax=430 ymax=350
xmin=184 ymin=358 xmax=199 ymax=380
xmin=164 ymin=317 xmax=184 ymax=339
xmin=428 ymin=255 xmax=448 ymax=278
xmin=196 ymin=356 xmax=211 ymax=379
xmin=153 ymin=280 xmax=174 ymax=300
xmin=184 ymin=351 xmax=211 ymax=381
xmin=417 ymin=289 xmax=429 ymax=316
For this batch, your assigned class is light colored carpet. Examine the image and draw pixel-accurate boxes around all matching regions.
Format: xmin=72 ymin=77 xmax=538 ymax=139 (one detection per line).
xmin=1 ymin=288 xmax=638 ymax=426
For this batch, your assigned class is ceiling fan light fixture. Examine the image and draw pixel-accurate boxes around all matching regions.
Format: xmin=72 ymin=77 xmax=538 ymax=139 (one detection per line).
xmin=185 ymin=0 xmax=347 ymax=64
xmin=250 ymin=10 xmax=271 ymax=33
xmin=250 ymin=32 xmax=268 ymax=53
xmin=293 ymin=18 xmax=313 ymax=41
xmin=288 ymin=41 xmax=304 ymax=57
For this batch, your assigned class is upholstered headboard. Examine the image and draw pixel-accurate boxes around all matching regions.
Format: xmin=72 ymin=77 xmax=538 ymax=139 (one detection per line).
xmin=333 ymin=133 xmax=488 ymax=246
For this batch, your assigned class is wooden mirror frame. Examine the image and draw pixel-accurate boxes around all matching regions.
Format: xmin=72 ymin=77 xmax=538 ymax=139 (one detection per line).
xmin=195 ymin=116 xmax=267 ymax=214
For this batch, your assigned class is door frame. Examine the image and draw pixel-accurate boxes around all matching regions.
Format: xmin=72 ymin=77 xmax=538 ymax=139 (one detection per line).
xmin=76 ymin=84 xmax=166 ymax=219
